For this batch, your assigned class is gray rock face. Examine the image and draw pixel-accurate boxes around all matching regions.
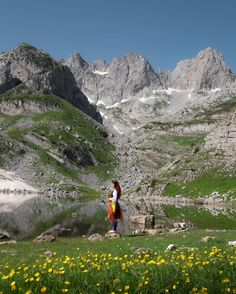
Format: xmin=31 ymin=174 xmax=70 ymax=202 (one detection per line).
xmin=0 ymin=54 xmax=21 ymax=93
xmin=170 ymin=48 xmax=235 ymax=90
xmin=64 ymin=52 xmax=89 ymax=88
xmin=156 ymin=68 xmax=170 ymax=88
xmin=66 ymin=48 xmax=236 ymax=109
xmin=65 ymin=51 xmax=163 ymax=106
xmin=0 ymin=44 xmax=102 ymax=122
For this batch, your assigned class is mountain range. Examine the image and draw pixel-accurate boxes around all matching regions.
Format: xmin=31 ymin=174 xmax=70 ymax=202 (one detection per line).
xmin=0 ymin=43 xmax=236 ymax=238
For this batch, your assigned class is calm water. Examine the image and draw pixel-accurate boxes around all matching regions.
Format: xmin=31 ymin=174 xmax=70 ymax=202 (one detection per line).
xmin=1 ymin=193 xmax=236 ymax=239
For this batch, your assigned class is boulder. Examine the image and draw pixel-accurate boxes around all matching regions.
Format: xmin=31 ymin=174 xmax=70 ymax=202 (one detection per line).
xmin=166 ymin=244 xmax=177 ymax=251
xmin=135 ymin=247 xmax=152 ymax=254
xmin=33 ymin=233 xmax=56 ymax=243
xmin=44 ymin=250 xmax=53 ymax=258
xmin=173 ymin=222 xmax=186 ymax=229
xmin=228 ymin=241 xmax=236 ymax=246
xmin=88 ymin=233 xmax=103 ymax=241
xmin=0 ymin=230 xmax=10 ymax=240
xmin=169 ymin=228 xmax=188 ymax=234
xmin=129 ymin=215 xmax=155 ymax=230
xmin=145 ymin=229 xmax=160 ymax=236
xmin=201 ymin=236 xmax=215 ymax=242
xmin=105 ymin=231 xmax=121 ymax=238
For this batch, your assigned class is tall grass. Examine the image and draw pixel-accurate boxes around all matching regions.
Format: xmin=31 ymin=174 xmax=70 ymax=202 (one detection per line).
xmin=0 ymin=231 xmax=236 ymax=293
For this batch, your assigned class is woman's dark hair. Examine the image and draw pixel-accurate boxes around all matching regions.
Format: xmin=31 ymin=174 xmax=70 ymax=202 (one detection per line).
xmin=112 ymin=180 xmax=121 ymax=199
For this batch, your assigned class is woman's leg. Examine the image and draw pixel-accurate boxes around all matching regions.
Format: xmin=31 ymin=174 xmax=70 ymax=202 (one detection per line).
xmin=112 ymin=220 xmax=117 ymax=231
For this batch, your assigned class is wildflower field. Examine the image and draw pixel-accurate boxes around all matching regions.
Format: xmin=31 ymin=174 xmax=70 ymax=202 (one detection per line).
xmin=0 ymin=230 xmax=236 ymax=293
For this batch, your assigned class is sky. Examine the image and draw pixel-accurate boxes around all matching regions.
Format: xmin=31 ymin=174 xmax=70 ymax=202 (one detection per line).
xmin=0 ymin=0 xmax=235 ymax=72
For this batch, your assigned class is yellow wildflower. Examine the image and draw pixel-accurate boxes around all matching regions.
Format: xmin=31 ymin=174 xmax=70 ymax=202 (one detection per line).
xmin=40 ymin=286 xmax=47 ymax=293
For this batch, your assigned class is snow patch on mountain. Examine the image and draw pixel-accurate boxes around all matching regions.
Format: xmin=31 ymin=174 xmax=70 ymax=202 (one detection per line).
xmin=92 ymin=70 xmax=108 ymax=76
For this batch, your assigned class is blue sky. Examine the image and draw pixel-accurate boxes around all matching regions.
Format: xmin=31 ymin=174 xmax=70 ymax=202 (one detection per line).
xmin=0 ymin=0 xmax=235 ymax=71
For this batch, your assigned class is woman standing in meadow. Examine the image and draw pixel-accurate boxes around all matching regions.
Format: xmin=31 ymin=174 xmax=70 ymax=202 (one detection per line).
xmin=108 ymin=180 xmax=122 ymax=232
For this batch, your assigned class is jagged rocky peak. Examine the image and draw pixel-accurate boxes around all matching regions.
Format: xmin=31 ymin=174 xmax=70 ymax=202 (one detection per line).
xmin=89 ymin=59 xmax=109 ymax=72
xmin=65 ymin=51 xmax=163 ymax=106
xmin=0 ymin=43 xmax=102 ymax=123
xmin=64 ymin=52 xmax=89 ymax=88
xmin=170 ymin=47 xmax=234 ymax=90
xmin=121 ymin=52 xmax=163 ymax=96
xmin=65 ymin=52 xmax=88 ymax=69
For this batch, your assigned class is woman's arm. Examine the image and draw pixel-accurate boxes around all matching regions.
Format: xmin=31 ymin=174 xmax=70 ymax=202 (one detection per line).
xmin=112 ymin=190 xmax=118 ymax=202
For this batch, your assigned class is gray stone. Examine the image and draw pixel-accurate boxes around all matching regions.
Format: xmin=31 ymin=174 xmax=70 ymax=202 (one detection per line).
xmin=130 ymin=215 xmax=155 ymax=230
xmin=33 ymin=233 xmax=56 ymax=243
xmin=166 ymin=244 xmax=177 ymax=251
xmin=202 ymin=236 xmax=216 ymax=242
xmin=105 ymin=231 xmax=121 ymax=238
xmin=88 ymin=233 xmax=103 ymax=241
xmin=44 ymin=250 xmax=53 ymax=258
xmin=135 ymin=247 xmax=152 ymax=254
xmin=228 ymin=241 xmax=236 ymax=246
xmin=0 ymin=230 xmax=10 ymax=240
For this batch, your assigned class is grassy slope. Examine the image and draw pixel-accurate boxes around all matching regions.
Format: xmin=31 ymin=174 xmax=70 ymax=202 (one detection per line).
xmin=144 ymin=96 xmax=236 ymax=200
xmin=162 ymin=204 xmax=236 ymax=229
xmin=0 ymin=91 xmax=116 ymax=190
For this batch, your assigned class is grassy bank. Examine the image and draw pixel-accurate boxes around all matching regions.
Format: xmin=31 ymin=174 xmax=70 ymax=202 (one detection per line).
xmin=0 ymin=231 xmax=236 ymax=293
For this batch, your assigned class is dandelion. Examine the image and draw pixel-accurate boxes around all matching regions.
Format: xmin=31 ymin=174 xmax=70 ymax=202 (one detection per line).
xmin=124 ymin=285 xmax=130 ymax=291
xmin=11 ymin=281 xmax=16 ymax=291
xmin=186 ymin=277 xmax=190 ymax=283
xmin=223 ymin=278 xmax=230 ymax=284
xmin=200 ymin=287 xmax=208 ymax=294
xmin=40 ymin=286 xmax=47 ymax=293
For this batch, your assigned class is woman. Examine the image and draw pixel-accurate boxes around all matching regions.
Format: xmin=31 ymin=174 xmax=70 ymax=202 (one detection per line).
xmin=108 ymin=180 xmax=122 ymax=232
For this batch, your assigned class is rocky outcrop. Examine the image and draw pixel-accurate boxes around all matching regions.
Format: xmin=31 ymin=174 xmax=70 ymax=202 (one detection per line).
xmin=0 ymin=54 xmax=21 ymax=93
xmin=65 ymin=51 xmax=163 ymax=106
xmin=0 ymin=44 xmax=102 ymax=122
xmin=170 ymin=48 xmax=235 ymax=90
xmin=204 ymin=112 xmax=236 ymax=154
xmin=33 ymin=232 xmax=56 ymax=243
xmin=0 ymin=230 xmax=10 ymax=240
xmin=88 ymin=233 xmax=103 ymax=241
xmin=129 ymin=215 xmax=155 ymax=231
